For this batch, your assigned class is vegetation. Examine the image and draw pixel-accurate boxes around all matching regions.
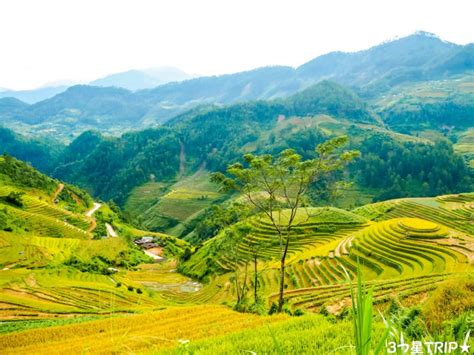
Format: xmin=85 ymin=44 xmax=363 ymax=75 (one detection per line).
xmin=0 ymin=32 xmax=473 ymax=353
xmin=0 ymin=130 xmax=472 ymax=353
xmin=211 ymin=136 xmax=359 ymax=311
xmin=353 ymin=135 xmax=473 ymax=200
xmin=347 ymin=263 xmax=389 ymax=355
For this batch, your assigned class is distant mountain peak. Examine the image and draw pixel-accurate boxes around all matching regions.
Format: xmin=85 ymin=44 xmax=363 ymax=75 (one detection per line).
xmin=379 ymin=30 xmax=453 ymax=47
xmin=412 ymin=30 xmax=440 ymax=38
xmin=90 ymin=67 xmax=193 ymax=91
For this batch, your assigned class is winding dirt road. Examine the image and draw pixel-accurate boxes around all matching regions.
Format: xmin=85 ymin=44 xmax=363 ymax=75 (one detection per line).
xmin=105 ymin=223 xmax=118 ymax=238
xmin=85 ymin=202 xmax=102 ymax=217
xmin=51 ymin=183 xmax=64 ymax=204
xmin=85 ymin=202 xmax=101 ymax=232
xmin=84 ymin=202 xmax=119 ymax=237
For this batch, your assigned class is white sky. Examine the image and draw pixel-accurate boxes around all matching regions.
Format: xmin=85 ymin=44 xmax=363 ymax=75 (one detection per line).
xmin=0 ymin=0 xmax=473 ymax=90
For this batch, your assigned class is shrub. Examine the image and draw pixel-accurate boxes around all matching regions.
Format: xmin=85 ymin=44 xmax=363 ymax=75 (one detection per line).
xmin=3 ymin=191 xmax=24 ymax=207
xmin=422 ymin=277 xmax=474 ymax=331
xmin=386 ymin=298 xmax=401 ymax=316
xmin=233 ymin=299 xmax=250 ymax=313
xmin=268 ymin=302 xmax=278 ymax=315
xmin=294 ymin=308 xmax=305 ymax=317
xmin=282 ymin=303 xmax=293 ymax=316
xmin=180 ymin=247 xmax=192 ymax=262
xmin=319 ymin=305 xmax=329 ymax=317
xmin=64 ymin=256 xmax=113 ymax=275
xmin=249 ymin=300 xmax=266 ymax=315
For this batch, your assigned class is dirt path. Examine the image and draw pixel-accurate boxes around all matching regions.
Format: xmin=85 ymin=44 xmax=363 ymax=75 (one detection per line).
xmin=179 ymin=141 xmax=185 ymax=176
xmin=105 ymin=223 xmax=118 ymax=237
xmin=144 ymin=249 xmax=163 ymax=260
xmin=87 ymin=218 xmax=97 ymax=233
xmin=334 ymin=234 xmax=356 ymax=257
xmin=51 ymin=183 xmax=64 ymax=204
xmin=85 ymin=202 xmax=101 ymax=232
xmin=85 ymin=202 xmax=101 ymax=217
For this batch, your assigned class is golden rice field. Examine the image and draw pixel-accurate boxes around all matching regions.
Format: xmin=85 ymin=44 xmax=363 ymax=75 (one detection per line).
xmin=174 ymin=195 xmax=473 ymax=312
xmin=0 ymin=305 xmax=288 ymax=354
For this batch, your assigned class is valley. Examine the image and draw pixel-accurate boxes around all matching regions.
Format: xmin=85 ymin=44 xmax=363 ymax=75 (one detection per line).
xmin=0 ymin=154 xmax=472 ymax=353
xmin=0 ymin=30 xmax=472 ymax=354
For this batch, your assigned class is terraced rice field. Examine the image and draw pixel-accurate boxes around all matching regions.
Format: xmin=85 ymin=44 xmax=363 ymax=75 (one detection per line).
xmin=277 ymin=273 xmax=449 ymax=311
xmin=176 ymin=199 xmax=473 ymax=311
xmin=0 ymin=268 xmax=159 ymax=321
xmin=0 ymin=305 xmax=288 ymax=354
xmin=454 ymin=130 xmax=474 ymax=166
xmin=21 ymin=195 xmax=91 ymax=230
xmin=125 ymin=171 xmax=227 ymax=235
xmin=123 ymin=262 xmax=202 ymax=296
xmin=351 ymin=218 xmax=459 ymax=275
xmin=214 ymin=208 xmax=368 ymax=270
xmin=124 ymin=182 xmax=168 ymax=217
xmin=256 ymin=196 xmax=474 ymax=312
xmin=0 ymin=184 xmax=92 ymax=239
xmin=257 ymin=218 xmax=469 ymax=311
xmin=7 ymin=207 xmax=90 ymax=239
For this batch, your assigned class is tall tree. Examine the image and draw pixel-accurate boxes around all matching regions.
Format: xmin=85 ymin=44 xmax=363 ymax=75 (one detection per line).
xmin=212 ymin=136 xmax=359 ymax=312
xmin=246 ymin=233 xmax=270 ymax=305
xmin=219 ymin=224 xmax=251 ymax=308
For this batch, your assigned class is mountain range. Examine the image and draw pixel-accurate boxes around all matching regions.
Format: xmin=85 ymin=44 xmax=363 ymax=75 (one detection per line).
xmin=0 ymin=31 xmax=472 ymax=141
xmin=0 ymin=30 xmax=473 ymax=228
xmin=0 ymin=66 xmax=193 ymax=104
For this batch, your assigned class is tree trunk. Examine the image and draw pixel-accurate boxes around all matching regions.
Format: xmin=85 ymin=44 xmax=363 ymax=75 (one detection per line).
xmin=235 ymin=272 xmax=241 ymax=304
xmin=277 ymin=236 xmax=291 ymax=312
xmin=278 ymin=257 xmax=285 ymax=312
xmin=240 ymin=262 xmax=248 ymax=304
xmin=254 ymin=254 xmax=258 ymax=304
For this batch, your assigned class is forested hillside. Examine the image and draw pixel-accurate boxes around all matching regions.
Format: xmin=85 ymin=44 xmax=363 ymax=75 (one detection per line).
xmin=1 ymin=77 xmax=472 ymax=233
xmin=0 ymin=31 xmax=472 ymax=238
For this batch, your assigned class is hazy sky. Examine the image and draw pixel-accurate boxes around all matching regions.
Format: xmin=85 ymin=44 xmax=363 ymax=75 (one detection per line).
xmin=1 ymin=0 xmax=473 ymax=90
